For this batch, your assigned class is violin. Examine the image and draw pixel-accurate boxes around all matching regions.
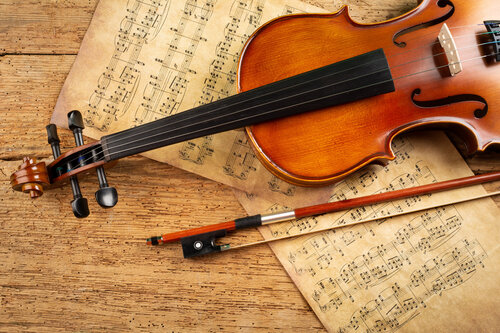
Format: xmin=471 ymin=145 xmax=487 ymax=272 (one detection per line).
xmin=11 ymin=0 xmax=500 ymax=217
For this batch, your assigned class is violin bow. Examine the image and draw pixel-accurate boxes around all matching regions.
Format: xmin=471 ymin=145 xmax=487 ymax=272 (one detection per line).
xmin=147 ymin=171 xmax=500 ymax=258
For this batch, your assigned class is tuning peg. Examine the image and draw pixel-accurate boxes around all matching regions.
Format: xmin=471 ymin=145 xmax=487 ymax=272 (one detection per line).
xmin=68 ymin=110 xmax=85 ymax=145
xmin=70 ymin=178 xmax=90 ymax=218
xmin=67 ymin=110 xmax=90 ymax=218
xmin=95 ymin=166 xmax=118 ymax=208
xmin=68 ymin=112 xmax=117 ymax=208
xmin=46 ymin=124 xmax=61 ymax=158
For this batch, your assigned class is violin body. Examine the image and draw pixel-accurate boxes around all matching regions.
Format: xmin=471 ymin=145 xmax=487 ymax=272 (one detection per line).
xmin=240 ymin=0 xmax=500 ymax=185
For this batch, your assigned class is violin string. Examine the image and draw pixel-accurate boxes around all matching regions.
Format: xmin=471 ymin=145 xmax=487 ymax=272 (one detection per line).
xmin=386 ymin=30 xmax=496 ymax=61
xmin=52 ymin=28 xmax=487 ymax=165
xmin=104 ymin=30 xmax=497 ymax=148
xmin=62 ymin=48 xmax=500 ymax=173
xmin=449 ymin=23 xmax=485 ymax=29
xmin=397 ymin=23 xmax=486 ymax=45
xmin=67 ymin=49 xmax=498 ymax=171
xmin=100 ymin=41 xmax=498 ymax=151
xmin=390 ymin=30 xmax=496 ymax=57
xmin=102 ymin=37 xmax=498 ymax=152
xmin=57 ymin=25 xmax=496 ymax=171
xmin=58 ymin=31 xmax=499 ymax=173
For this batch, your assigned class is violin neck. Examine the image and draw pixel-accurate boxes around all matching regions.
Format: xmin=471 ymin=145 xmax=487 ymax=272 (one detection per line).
xmin=100 ymin=48 xmax=395 ymax=161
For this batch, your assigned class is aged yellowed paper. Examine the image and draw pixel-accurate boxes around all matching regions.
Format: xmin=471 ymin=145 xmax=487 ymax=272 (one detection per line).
xmin=52 ymin=0 xmax=332 ymax=207
xmin=51 ymin=0 xmax=499 ymax=331
xmin=234 ymin=132 xmax=500 ymax=332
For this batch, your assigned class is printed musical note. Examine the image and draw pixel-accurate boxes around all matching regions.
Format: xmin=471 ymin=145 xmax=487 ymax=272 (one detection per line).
xmin=268 ymin=176 xmax=296 ymax=196
xmin=135 ymin=0 xmax=216 ymax=124
xmin=179 ymin=135 xmax=214 ymax=164
xmin=339 ymin=238 xmax=487 ymax=332
xmin=196 ymin=0 xmax=265 ymax=105
xmin=223 ymin=130 xmax=258 ymax=180
xmin=270 ymin=216 xmax=319 ymax=239
xmin=281 ymin=5 xmax=306 ymax=15
xmin=85 ymin=0 xmax=170 ymax=131
xmin=290 ymin=206 xmax=464 ymax=312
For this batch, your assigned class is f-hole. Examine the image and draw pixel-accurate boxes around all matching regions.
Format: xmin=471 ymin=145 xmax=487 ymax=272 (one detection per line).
xmin=411 ymin=89 xmax=488 ymax=119
xmin=393 ymin=0 xmax=455 ymax=48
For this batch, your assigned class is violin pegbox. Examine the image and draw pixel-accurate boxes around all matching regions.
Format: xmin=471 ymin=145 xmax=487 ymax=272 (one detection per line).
xmin=65 ymin=110 xmax=118 ymax=217
xmin=10 ymin=110 xmax=118 ymax=219
xmin=49 ymin=110 xmax=118 ymax=217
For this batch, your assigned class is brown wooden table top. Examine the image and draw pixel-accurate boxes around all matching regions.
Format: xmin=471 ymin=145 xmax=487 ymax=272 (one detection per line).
xmin=1 ymin=0 xmax=498 ymax=331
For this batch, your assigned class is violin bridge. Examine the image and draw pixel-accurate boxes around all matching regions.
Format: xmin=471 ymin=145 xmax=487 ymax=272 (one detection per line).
xmin=438 ymin=23 xmax=463 ymax=76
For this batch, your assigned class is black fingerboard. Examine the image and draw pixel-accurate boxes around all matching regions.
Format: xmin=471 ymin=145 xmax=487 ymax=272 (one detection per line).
xmin=102 ymin=48 xmax=394 ymax=161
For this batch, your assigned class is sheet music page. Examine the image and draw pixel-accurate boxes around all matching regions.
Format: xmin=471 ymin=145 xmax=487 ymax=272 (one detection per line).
xmin=51 ymin=1 xmax=499 ymax=330
xmin=52 ymin=0 xmax=334 ymax=206
xmin=234 ymin=131 xmax=500 ymax=332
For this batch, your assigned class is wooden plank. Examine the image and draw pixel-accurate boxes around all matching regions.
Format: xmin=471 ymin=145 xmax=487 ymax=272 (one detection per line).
xmin=0 ymin=0 xmax=98 ymax=54
xmin=0 ymin=0 xmax=419 ymax=54
xmin=0 ymin=54 xmax=323 ymax=331
xmin=0 ymin=55 xmax=75 ymax=159
xmin=1 ymin=156 xmax=325 ymax=331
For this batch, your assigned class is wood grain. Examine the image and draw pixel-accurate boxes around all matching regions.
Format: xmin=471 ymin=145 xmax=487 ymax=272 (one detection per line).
xmin=0 ymin=0 xmax=98 ymax=54
xmin=242 ymin=0 xmax=500 ymax=185
xmin=0 ymin=0 xmax=498 ymax=331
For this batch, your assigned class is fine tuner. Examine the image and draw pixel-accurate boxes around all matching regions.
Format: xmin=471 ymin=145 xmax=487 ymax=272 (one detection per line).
xmin=9 ymin=0 xmax=500 ymax=217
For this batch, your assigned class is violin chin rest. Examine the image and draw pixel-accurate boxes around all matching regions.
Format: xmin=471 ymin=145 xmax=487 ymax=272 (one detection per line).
xmin=95 ymin=187 xmax=118 ymax=208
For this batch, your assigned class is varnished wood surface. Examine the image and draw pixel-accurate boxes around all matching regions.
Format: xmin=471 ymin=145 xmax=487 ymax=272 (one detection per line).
xmin=0 ymin=0 xmax=498 ymax=331
xmin=242 ymin=0 xmax=500 ymax=185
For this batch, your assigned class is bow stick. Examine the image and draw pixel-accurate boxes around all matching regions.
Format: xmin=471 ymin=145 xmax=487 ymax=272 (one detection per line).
xmin=147 ymin=171 xmax=500 ymax=258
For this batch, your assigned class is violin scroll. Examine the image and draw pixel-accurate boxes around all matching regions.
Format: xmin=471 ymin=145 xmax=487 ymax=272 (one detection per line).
xmin=10 ymin=157 xmax=50 ymax=199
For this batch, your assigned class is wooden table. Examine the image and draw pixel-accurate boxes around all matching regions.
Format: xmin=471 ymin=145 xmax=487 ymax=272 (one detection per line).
xmin=1 ymin=0 xmax=498 ymax=331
